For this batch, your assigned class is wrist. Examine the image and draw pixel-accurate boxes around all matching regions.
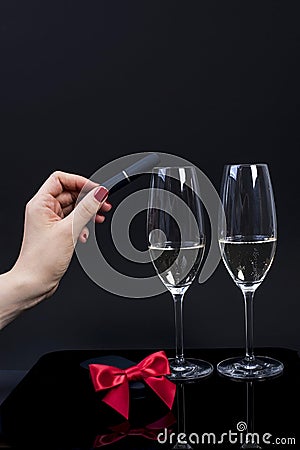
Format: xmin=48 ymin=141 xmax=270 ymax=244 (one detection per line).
xmin=0 ymin=268 xmax=44 ymax=330
xmin=8 ymin=264 xmax=46 ymax=306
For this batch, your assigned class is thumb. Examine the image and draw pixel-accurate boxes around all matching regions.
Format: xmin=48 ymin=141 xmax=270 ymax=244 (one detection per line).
xmin=69 ymin=186 xmax=108 ymax=240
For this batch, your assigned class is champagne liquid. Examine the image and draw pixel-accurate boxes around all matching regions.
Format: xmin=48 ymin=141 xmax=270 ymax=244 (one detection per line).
xmin=149 ymin=243 xmax=205 ymax=288
xmin=219 ymin=237 xmax=276 ymax=286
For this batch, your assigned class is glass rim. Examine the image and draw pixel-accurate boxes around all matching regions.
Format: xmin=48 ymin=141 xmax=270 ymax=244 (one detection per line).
xmin=224 ymin=163 xmax=269 ymax=168
xmin=152 ymin=165 xmax=196 ymax=170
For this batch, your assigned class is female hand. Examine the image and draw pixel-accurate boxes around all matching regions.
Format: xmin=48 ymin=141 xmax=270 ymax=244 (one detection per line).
xmin=12 ymin=171 xmax=111 ymax=308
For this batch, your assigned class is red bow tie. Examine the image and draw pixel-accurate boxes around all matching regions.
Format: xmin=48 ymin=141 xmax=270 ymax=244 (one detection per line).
xmin=89 ymin=351 xmax=176 ymax=419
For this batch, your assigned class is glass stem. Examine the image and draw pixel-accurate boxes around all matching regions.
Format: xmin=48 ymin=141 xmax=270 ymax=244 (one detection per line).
xmin=246 ymin=381 xmax=254 ymax=434
xmin=176 ymin=383 xmax=186 ymax=435
xmin=172 ymin=293 xmax=185 ymax=365
xmin=243 ymin=290 xmax=255 ymax=362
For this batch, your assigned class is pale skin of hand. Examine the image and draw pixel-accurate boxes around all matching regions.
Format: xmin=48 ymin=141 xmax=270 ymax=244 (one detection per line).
xmin=0 ymin=171 xmax=111 ymax=329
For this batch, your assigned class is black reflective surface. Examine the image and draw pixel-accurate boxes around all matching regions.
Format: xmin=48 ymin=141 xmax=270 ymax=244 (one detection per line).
xmin=0 ymin=348 xmax=299 ymax=449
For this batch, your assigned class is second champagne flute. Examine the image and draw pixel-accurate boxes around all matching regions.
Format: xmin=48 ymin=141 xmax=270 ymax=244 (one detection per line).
xmin=217 ymin=163 xmax=284 ymax=380
xmin=147 ymin=166 xmax=213 ymax=381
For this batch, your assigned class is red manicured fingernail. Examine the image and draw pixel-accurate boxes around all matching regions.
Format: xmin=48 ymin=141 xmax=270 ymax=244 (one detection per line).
xmin=94 ymin=186 xmax=108 ymax=203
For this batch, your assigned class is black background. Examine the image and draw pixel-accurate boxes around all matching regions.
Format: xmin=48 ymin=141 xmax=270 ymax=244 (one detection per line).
xmin=0 ymin=1 xmax=299 ymax=369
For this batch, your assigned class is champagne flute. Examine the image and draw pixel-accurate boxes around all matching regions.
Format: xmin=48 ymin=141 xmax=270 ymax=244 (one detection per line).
xmin=217 ymin=163 xmax=284 ymax=379
xmin=147 ymin=166 xmax=213 ymax=381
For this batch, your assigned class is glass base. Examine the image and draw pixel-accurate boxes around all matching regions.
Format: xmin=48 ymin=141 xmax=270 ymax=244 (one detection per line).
xmin=167 ymin=358 xmax=214 ymax=381
xmin=241 ymin=443 xmax=262 ymax=449
xmin=217 ymin=356 xmax=284 ymax=380
xmin=173 ymin=443 xmax=193 ymax=449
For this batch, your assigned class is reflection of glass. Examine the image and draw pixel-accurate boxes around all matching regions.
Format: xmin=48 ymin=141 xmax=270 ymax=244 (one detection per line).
xmin=241 ymin=382 xmax=261 ymax=449
xmin=147 ymin=167 xmax=213 ymax=381
xmin=173 ymin=383 xmax=192 ymax=450
xmin=217 ymin=164 xmax=284 ymax=379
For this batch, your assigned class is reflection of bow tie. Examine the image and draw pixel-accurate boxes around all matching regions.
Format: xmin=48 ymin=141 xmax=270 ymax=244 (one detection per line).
xmin=93 ymin=411 xmax=176 ymax=447
xmin=89 ymin=351 xmax=176 ymax=419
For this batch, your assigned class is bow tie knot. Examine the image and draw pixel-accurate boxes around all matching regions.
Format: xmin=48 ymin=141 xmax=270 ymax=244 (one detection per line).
xmin=124 ymin=365 xmax=143 ymax=381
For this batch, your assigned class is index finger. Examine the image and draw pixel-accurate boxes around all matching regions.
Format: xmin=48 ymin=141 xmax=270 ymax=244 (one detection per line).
xmin=38 ymin=171 xmax=99 ymax=197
